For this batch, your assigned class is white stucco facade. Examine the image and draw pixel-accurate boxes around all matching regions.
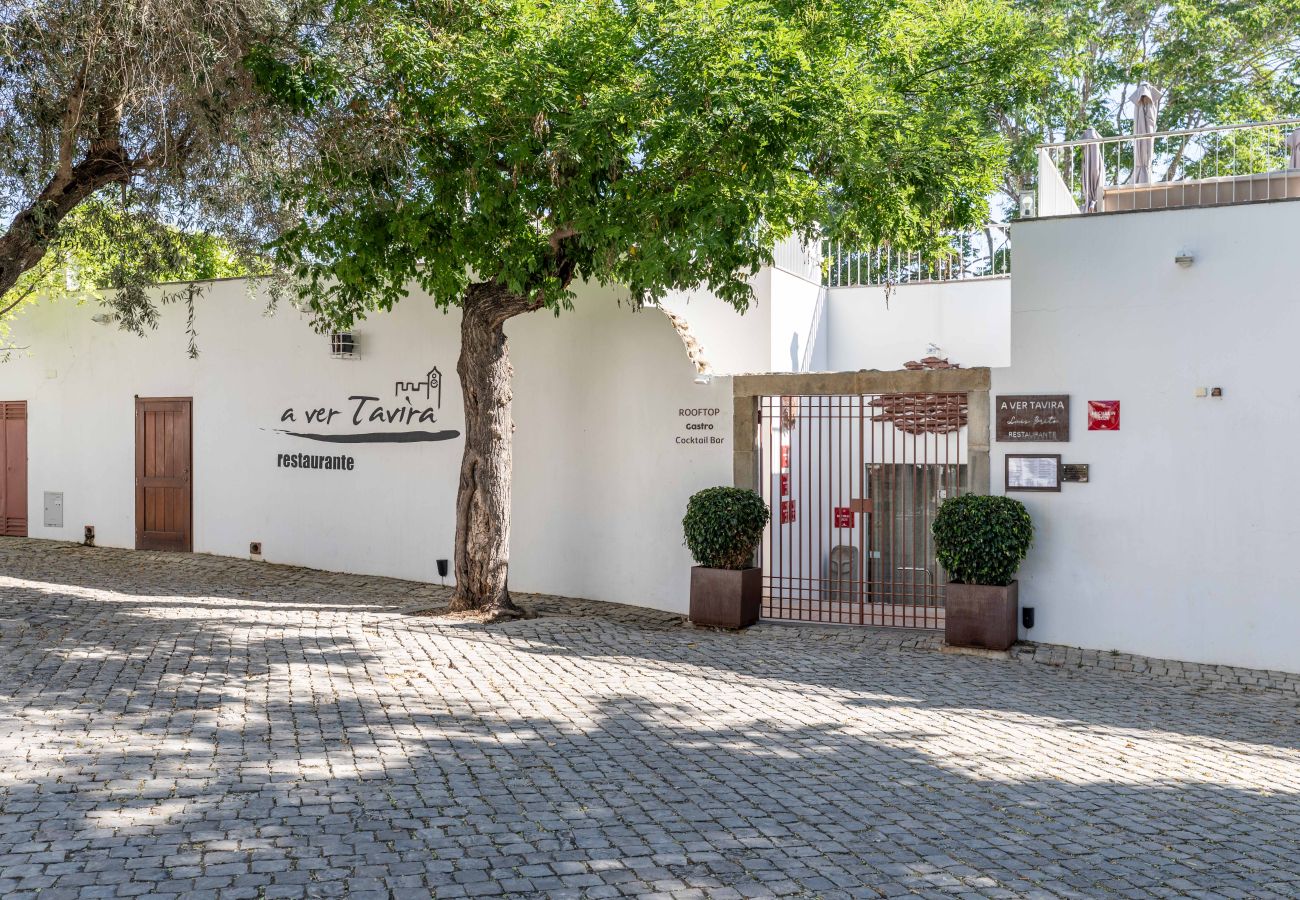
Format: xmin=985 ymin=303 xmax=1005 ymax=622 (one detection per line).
xmin=4 ymin=197 xmax=1300 ymax=674
xmin=1 ymin=280 xmax=732 ymax=613
xmin=658 ymin=260 xmax=825 ymax=375
xmin=661 ymin=270 xmax=1010 ymax=376
xmin=994 ymin=200 xmax=1300 ymax=673
xmin=824 ymin=279 xmax=1011 ymax=371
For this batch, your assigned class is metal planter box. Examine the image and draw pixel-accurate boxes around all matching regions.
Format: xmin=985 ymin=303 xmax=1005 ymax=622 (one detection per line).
xmin=689 ymin=567 xmax=761 ymax=629
xmin=945 ymin=580 xmax=1019 ymax=651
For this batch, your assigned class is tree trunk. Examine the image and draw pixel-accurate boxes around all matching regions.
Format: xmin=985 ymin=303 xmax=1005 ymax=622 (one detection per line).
xmin=0 ymin=147 xmax=129 ymax=317
xmin=449 ymin=281 xmax=542 ymax=620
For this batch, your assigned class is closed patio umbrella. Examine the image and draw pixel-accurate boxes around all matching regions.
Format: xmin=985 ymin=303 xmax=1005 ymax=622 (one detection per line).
xmin=1287 ymin=129 xmax=1300 ymax=170
xmin=1128 ymin=82 xmax=1163 ymax=184
xmin=1081 ymin=127 xmax=1104 ymax=212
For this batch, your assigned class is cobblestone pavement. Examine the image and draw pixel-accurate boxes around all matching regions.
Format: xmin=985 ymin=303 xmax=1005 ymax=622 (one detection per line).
xmin=2 ymin=539 xmax=1299 ymax=900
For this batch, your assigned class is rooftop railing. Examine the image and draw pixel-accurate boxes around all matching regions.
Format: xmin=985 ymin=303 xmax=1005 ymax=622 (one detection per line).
xmin=1037 ymin=118 xmax=1300 ymax=217
xmin=823 ymin=225 xmax=1011 ymax=288
xmin=770 ymin=232 xmax=822 ymax=283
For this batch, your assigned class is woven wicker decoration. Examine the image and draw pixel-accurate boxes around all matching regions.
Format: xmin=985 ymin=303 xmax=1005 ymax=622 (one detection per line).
xmin=867 ymin=357 xmax=968 ymax=435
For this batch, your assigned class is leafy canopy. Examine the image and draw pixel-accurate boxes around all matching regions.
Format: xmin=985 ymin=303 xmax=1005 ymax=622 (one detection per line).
xmin=0 ymin=198 xmax=258 ymax=357
xmin=269 ymin=0 xmax=1042 ymax=325
xmin=998 ymin=0 xmax=1300 ymax=205
xmin=0 ymin=0 xmax=317 ymax=345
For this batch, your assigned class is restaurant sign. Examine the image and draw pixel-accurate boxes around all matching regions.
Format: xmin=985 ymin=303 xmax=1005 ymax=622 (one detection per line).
xmin=995 ymin=394 xmax=1070 ymax=442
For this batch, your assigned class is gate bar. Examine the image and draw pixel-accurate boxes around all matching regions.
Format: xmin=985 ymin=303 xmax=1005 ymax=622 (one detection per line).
xmin=734 ymin=369 xmax=992 ymax=498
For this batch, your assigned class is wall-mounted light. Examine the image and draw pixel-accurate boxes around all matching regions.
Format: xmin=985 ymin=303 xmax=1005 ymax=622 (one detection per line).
xmin=90 ymin=312 xmax=116 ymax=325
xmin=693 ymin=372 xmax=713 ymax=385
xmin=1174 ymin=252 xmax=1195 ymax=268
xmin=330 ymin=332 xmax=357 ymax=358
xmin=1018 ymin=192 xmax=1036 ymax=218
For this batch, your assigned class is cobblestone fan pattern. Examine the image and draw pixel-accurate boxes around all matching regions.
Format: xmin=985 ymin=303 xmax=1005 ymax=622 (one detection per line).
xmin=1 ymin=539 xmax=1299 ymax=899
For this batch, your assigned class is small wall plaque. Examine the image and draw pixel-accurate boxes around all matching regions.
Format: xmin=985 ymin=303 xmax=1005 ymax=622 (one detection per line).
xmin=1087 ymin=400 xmax=1120 ymax=431
xmin=996 ymin=395 xmax=1070 ymax=442
xmin=1062 ymin=464 xmax=1090 ymax=483
xmin=1006 ymin=454 xmax=1061 ymax=492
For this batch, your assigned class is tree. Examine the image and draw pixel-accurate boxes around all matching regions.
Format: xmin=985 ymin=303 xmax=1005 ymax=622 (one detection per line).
xmin=998 ymin=0 xmax=1300 ymax=208
xmin=0 ymin=199 xmax=258 ymax=359
xmin=267 ymin=0 xmax=1041 ymax=619
xmin=0 ymin=0 xmax=314 ymax=341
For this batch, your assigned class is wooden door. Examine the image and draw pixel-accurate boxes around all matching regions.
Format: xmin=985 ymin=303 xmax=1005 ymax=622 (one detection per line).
xmin=0 ymin=401 xmax=27 ymax=537
xmin=135 ymin=397 xmax=192 ymax=551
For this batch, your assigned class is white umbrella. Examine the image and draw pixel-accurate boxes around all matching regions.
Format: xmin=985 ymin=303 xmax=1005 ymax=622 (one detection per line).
xmin=1287 ymin=129 xmax=1300 ymax=170
xmin=1081 ymin=127 xmax=1104 ymax=212
xmin=1128 ymin=82 xmax=1163 ymax=184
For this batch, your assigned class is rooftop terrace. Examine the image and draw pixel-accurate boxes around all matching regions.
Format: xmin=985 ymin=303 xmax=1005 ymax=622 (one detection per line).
xmin=814 ymin=118 xmax=1300 ymax=287
xmin=1036 ymin=118 xmax=1300 ymax=217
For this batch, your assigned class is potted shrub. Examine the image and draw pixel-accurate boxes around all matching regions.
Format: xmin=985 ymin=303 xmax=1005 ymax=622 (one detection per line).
xmin=932 ymin=494 xmax=1034 ymax=651
xmin=683 ymin=486 xmax=769 ymax=629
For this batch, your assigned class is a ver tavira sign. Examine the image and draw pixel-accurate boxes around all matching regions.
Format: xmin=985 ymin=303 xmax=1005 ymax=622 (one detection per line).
xmin=995 ymin=394 xmax=1070 ymax=442
xmin=274 ymin=365 xmax=461 ymax=445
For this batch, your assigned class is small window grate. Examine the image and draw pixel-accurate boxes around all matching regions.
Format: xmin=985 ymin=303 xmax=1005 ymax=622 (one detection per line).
xmin=330 ymin=332 xmax=357 ymax=358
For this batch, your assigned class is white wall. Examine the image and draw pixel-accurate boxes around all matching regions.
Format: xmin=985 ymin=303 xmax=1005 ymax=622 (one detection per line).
xmin=825 ymin=279 xmax=1010 ymax=371
xmin=768 ymin=267 xmax=824 ymax=373
xmin=996 ymin=200 xmax=1300 ymax=672
xmin=659 ymin=263 xmax=825 ymax=375
xmin=10 ymin=200 xmax=1300 ymax=674
xmin=1 ymin=279 xmax=732 ymax=613
xmin=659 ymin=275 xmax=773 ymax=375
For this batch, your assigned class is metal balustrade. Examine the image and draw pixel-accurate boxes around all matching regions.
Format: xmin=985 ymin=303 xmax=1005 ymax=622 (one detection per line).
xmin=770 ymin=233 xmax=822 ymax=282
xmin=823 ymin=226 xmax=1011 ymax=288
xmin=1037 ymin=119 xmax=1300 ymax=217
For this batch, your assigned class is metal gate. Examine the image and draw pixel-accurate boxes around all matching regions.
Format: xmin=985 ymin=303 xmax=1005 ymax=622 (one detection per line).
xmin=757 ymin=391 xmax=970 ymax=628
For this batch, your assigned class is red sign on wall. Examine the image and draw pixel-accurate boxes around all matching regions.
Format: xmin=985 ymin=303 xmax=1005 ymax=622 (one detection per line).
xmin=833 ymin=507 xmax=854 ymax=528
xmin=1088 ymin=400 xmax=1120 ymax=431
xmin=779 ymin=444 xmax=790 ymax=470
xmin=780 ymin=473 xmax=789 ymax=496
xmin=780 ymin=499 xmax=797 ymax=524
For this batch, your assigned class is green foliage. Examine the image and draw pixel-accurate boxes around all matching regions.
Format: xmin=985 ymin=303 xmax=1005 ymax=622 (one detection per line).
xmin=245 ymin=40 xmax=343 ymax=114
xmin=1 ymin=199 xmax=262 ymax=356
xmin=931 ymin=494 xmax=1033 ymax=586
xmin=59 ymin=201 xmax=256 ymax=288
xmin=268 ymin=0 xmax=1043 ymax=326
xmin=999 ymin=0 xmax=1300 ymax=206
xmin=683 ymin=487 xmax=770 ymax=571
xmin=0 ymin=0 xmax=317 ymax=347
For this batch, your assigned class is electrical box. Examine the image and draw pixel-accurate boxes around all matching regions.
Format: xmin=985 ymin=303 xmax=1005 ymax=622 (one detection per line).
xmin=43 ymin=492 xmax=64 ymax=528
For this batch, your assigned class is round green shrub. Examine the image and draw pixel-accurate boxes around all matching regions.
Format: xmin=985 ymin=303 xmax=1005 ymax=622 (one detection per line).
xmin=683 ymin=487 xmax=769 ymax=570
xmin=931 ymin=494 xmax=1034 ymax=586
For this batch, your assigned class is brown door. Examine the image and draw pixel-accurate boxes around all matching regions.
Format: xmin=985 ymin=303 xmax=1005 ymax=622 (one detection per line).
xmin=135 ymin=397 xmax=192 ymax=551
xmin=0 ymin=401 xmax=27 ymax=537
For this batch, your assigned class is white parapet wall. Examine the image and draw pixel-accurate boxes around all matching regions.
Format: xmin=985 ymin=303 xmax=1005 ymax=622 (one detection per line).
xmin=658 ymin=257 xmax=825 ymax=375
xmin=1 ymin=279 xmax=733 ymax=613
xmin=8 ymin=201 xmax=1299 ymax=675
xmin=825 ymin=278 xmax=1011 ymax=371
xmin=997 ymin=199 xmax=1300 ymax=673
